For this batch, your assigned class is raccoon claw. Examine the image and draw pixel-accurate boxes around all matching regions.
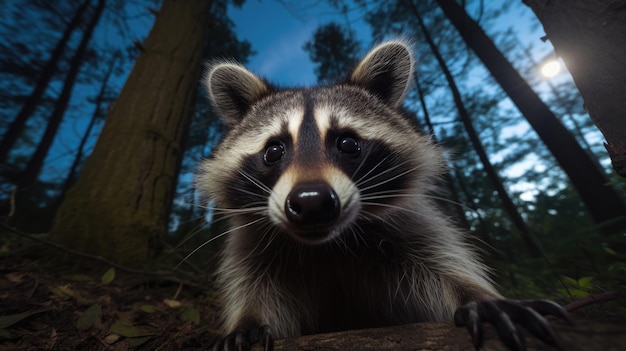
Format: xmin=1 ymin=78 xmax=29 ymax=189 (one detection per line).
xmin=455 ymin=299 xmax=569 ymax=351
xmin=454 ymin=301 xmax=484 ymax=349
xmin=213 ymin=325 xmax=273 ymax=351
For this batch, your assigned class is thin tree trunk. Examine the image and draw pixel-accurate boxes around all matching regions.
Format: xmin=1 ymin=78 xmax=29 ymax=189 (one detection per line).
xmin=56 ymin=53 xmax=118 ymax=205
xmin=414 ymin=75 xmax=471 ymax=231
xmin=434 ymin=0 xmax=626 ymax=235
xmin=407 ymin=0 xmax=542 ymax=257
xmin=18 ymin=0 xmax=106 ymax=188
xmin=49 ymin=0 xmax=213 ymax=269
xmin=0 ymin=0 xmax=90 ymax=166
xmin=523 ymin=0 xmax=626 ymax=179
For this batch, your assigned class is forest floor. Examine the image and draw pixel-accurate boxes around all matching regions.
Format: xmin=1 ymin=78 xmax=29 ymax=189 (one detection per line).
xmin=0 ymin=247 xmax=222 ymax=351
xmin=2 ymin=234 xmax=626 ymax=351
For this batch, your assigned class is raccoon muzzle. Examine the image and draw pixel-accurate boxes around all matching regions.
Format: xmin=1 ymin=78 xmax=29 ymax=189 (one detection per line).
xmin=284 ymin=181 xmax=340 ymax=240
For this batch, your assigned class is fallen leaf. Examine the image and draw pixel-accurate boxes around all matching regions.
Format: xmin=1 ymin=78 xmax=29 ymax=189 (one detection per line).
xmin=101 ymin=267 xmax=115 ymax=285
xmin=163 ymin=299 xmax=181 ymax=308
xmin=77 ymin=303 xmax=102 ymax=330
xmin=104 ymin=334 xmax=121 ymax=344
xmin=0 ymin=309 xmax=47 ymax=329
xmin=109 ymin=320 xmax=156 ymax=338
xmin=138 ymin=304 xmax=156 ymax=313
xmin=179 ymin=307 xmax=200 ymax=325
xmin=49 ymin=285 xmax=95 ymax=305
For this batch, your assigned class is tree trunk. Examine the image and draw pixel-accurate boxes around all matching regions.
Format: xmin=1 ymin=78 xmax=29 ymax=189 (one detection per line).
xmin=49 ymin=0 xmax=212 ymax=268
xmin=406 ymin=0 xmax=542 ymax=257
xmin=0 ymin=0 xmax=90 ymax=167
xmin=18 ymin=0 xmax=106 ymax=189
xmin=414 ymin=75 xmax=472 ymax=232
xmin=433 ymin=0 xmax=626 ymax=235
xmin=522 ymin=0 xmax=626 ymax=179
xmin=56 ymin=53 xmax=118 ymax=206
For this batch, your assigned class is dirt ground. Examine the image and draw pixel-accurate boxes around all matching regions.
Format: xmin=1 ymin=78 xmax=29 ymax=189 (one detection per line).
xmin=0 ymin=253 xmax=222 ymax=351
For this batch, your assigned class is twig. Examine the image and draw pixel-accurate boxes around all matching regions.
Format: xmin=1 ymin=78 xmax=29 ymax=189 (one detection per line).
xmin=8 ymin=186 xmax=17 ymax=217
xmin=173 ymin=281 xmax=183 ymax=300
xmin=133 ymin=39 xmax=145 ymax=52
xmin=564 ymin=290 xmax=624 ymax=313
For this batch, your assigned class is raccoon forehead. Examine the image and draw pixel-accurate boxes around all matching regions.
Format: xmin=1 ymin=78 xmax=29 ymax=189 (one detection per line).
xmin=214 ymin=92 xmax=304 ymax=161
xmin=313 ymin=86 xmax=418 ymax=149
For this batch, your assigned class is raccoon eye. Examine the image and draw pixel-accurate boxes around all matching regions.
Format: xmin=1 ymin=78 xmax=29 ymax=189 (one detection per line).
xmin=264 ymin=143 xmax=284 ymax=164
xmin=337 ymin=134 xmax=361 ymax=155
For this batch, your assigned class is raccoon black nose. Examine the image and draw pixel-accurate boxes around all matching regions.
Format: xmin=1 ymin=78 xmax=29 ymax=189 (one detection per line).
xmin=285 ymin=182 xmax=340 ymax=230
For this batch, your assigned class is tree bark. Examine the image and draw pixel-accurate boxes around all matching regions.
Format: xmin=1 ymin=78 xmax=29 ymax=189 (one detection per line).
xmin=433 ymin=0 xmax=626 ymax=235
xmin=250 ymin=320 xmax=626 ymax=351
xmin=406 ymin=0 xmax=542 ymax=257
xmin=522 ymin=0 xmax=626 ymax=179
xmin=18 ymin=0 xmax=106 ymax=189
xmin=49 ymin=0 xmax=212 ymax=268
xmin=0 ymin=0 xmax=90 ymax=167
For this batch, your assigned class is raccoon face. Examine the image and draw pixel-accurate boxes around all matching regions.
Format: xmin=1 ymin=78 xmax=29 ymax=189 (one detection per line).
xmin=198 ymin=40 xmax=445 ymax=245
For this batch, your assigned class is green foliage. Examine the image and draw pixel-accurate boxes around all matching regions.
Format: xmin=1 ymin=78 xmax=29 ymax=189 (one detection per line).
xmin=303 ymin=22 xmax=362 ymax=84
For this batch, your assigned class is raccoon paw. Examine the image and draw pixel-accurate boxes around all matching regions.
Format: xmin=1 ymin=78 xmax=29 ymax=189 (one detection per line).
xmin=454 ymin=299 xmax=571 ymax=351
xmin=212 ymin=325 xmax=273 ymax=351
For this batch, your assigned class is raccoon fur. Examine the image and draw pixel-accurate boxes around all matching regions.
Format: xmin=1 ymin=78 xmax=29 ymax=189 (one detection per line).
xmin=198 ymin=40 xmax=568 ymax=350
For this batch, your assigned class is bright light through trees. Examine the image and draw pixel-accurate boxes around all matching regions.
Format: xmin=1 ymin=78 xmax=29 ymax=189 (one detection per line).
xmin=540 ymin=59 xmax=561 ymax=78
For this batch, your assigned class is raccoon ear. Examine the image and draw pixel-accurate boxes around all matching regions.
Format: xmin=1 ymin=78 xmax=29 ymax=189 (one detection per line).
xmin=206 ymin=62 xmax=269 ymax=125
xmin=349 ymin=41 xmax=414 ymax=107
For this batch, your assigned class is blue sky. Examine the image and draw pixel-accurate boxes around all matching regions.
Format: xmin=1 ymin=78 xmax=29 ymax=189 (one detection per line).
xmin=229 ymin=1 xmax=319 ymax=85
xmin=228 ymin=1 xmax=374 ymax=86
xmin=226 ymin=1 xmax=552 ymax=86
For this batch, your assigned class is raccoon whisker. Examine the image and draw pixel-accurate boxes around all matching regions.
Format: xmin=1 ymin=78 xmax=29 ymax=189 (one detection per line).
xmin=207 ymin=209 xmax=267 ymax=226
xmin=259 ymin=227 xmax=281 ymax=255
xmin=357 ymin=157 xmax=412 ymax=184
xmin=360 ymin=201 xmax=420 ymax=215
xmin=359 ymin=193 xmax=410 ymax=202
xmin=174 ymin=217 xmax=266 ymax=271
xmin=211 ymin=206 xmax=268 ymax=215
xmin=225 ymin=185 xmax=269 ymax=200
xmin=238 ymin=170 xmax=272 ymax=194
xmin=335 ymin=232 xmax=356 ymax=256
xmin=350 ymin=147 xmax=375 ymax=181
xmin=347 ymin=227 xmax=360 ymax=248
xmin=246 ymin=221 xmax=277 ymax=259
xmin=353 ymin=154 xmax=393 ymax=186
xmin=348 ymin=223 xmax=368 ymax=249
xmin=171 ymin=217 xmax=211 ymax=250
xmin=357 ymin=163 xmax=421 ymax=193
xmin=415 ymin=194 xmax=477 ymax=213
xmin=361 ymin=192 xmax=478 ymax=215
xmin=357 ymin=209 xmax=394 ymax=227
xmin=211 ymin=205 xmax=266 ymax=212
xmin=357 ymin=188 xmax=406 ymax=197
xmin=355 ymin=161 xmax=413 ymax=190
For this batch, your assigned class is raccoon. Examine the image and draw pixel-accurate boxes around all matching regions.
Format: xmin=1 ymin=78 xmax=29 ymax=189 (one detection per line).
xmin=197 ymin=40 xmax=568 ymax=351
